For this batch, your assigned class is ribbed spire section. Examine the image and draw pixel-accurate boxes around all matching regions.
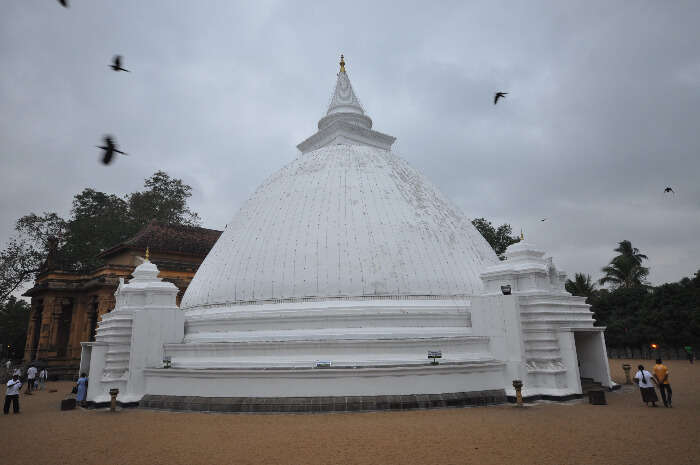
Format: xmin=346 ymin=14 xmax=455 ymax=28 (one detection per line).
xmin=326 ymin=68 xmax=365 ymax=117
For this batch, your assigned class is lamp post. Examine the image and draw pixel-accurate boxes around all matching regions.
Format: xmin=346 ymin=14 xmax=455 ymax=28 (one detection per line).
xmin=622 ymin=364 xmax=632 ymax=385
xmin=512 ymin=379 xmax=524 ymax=406
xmin=109 ymin=388 xmax=119 ymax=412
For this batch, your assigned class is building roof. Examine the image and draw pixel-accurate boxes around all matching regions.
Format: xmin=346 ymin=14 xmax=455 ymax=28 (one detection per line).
xmin=99 ymin=221 xmax=222 ymax=259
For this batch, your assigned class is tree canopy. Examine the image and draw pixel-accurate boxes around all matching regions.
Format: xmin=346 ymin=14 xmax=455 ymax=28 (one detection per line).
xmin=0 ymin=171 xmax=200 ymax=302
xmin=565 ymin=273 xmax=596 ymax=300
xmin=471 ymin=217 xmax=521 ymax=259
xmin=599 ymin=240 xmax=649 ymax=289
xmin=0 ymin=296 xmax=30 ymax=360
xmin=565 ymin=239 xmax=699 ymax=349
xmin=589 ymin=271 xmax=700 ymax=348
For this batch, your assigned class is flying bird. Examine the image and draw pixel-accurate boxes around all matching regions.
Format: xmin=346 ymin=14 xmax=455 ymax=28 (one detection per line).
xmin=110 ymin=55 xmax=130 ymax=72
xmin=664 ymin=186 xmax=675 ymax=194
xmin=97 ymin=135 xmax=127 ymax=165
xmin=57 ymin=0 xmax=68 ymax=7
xmin=494 ymin=92 xmax=508 ymax=105
xmin=540 ymin=218 xmax=547 ymax=222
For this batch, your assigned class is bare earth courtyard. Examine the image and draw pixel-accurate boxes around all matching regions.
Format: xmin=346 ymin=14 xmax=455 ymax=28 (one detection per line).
xmin=2 ymin=359 xmax=698 ymax=465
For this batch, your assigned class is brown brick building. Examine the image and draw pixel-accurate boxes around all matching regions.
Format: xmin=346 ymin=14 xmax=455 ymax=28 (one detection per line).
xmin=22 ymin=221 xmax=221 ymax=377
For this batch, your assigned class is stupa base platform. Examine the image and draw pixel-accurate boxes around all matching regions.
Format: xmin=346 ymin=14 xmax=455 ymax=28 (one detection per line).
xmin=140 ymin=389 xmax=506 ymax=413
xmin=142 ymin=360 xmax=506 ymax=398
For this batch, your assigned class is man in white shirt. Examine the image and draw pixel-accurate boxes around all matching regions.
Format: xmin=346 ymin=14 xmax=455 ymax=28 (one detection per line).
xmin=4 ymin=374 xmax=22 ymax=414
xmin=634 ymin=364 xmax=659 ymax=407
xmin=26 ymin=365 xmax=37 ymax=394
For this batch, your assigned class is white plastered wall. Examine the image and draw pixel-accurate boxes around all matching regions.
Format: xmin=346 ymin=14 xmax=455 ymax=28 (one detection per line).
xmin=574 ymin=330 xmax=613 ymax=388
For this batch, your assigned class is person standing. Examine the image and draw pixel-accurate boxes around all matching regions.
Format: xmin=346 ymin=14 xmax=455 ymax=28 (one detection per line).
xmin=653 ymin=359 xmax=672 ymax=407
xmin=685 ymin=346 xmax=694 ymax=364
xmin=25 ymin=365 xmax=37 ymax=394
xmin=4 ymin=374 xmax=22 ymax=414
xmin=634 ymin=364 xmax=659 ymax=407
xmin=38 ymin=369 xmax=48 ymax=390
xmin=76 ymin=373 xmax=88 ymax=406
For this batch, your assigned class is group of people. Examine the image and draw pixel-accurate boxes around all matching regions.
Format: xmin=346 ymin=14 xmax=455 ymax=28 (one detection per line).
xmin=634 ymin=359 xmax=673 ymax=408
xmin=2 ymin=362 xmax=49 ymax=415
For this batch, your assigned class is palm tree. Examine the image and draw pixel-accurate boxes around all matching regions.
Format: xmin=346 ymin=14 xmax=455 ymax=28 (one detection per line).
xmin=599 ymin=240 xmax=649 ymax=288
xmin=565 ymin=273 xmax=596 ymax=298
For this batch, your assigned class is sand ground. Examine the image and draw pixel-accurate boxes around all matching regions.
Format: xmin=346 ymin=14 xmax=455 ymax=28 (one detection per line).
xmin=1 ymin=359 xmax=698 ymax=465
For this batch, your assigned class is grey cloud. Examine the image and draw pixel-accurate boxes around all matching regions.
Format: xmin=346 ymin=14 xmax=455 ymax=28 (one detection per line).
xmin=1 ymin=1 xmax=698 ymax=287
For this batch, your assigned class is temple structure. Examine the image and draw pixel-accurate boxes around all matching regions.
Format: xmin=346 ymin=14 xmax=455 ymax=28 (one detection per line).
xmin=22 ymin=221 xmax=221 ymax=377
xmin=82 ymin=57 xmax=613 ymax=411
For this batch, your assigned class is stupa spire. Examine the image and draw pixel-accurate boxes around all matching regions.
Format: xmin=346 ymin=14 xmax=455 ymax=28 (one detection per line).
xmin=296 ymin=56 xmax=396 ymax=154
xmin=326 ymin=55 xmax=365 ymax=117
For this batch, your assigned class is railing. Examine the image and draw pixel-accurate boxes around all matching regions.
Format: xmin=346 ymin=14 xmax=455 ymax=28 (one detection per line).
xmin=607 ymin=346 xmax=694 ymax=361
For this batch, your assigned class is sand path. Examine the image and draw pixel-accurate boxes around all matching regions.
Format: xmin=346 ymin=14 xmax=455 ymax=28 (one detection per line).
xmin=1 ymin=359 xmax=697 ymax=465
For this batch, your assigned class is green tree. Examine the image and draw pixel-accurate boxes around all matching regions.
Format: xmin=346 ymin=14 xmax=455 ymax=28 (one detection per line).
xmin=636 ymin=270 xmax=700 ymax=348
xmin=61 ymin=189 xmax=133 ymax=270
xmin=589 ymin=270 xmax=700 ymax=349
xmin=589 ymin=286 xmax=651 ymax=346
xmin=0 ymin=171 xmax=200 ymax=301
xmin=128 ymin=171 xmax=200 ymax=227
xmin=471 ymin=218 xmax=521 ymax=259
xmin=599 ymin=240 xmax=649 ymax=289
xmin=565 ymin=273 xmax=596 ymax=299
xmin=0 ymin=296 xmax=31 ymax=360
xmin=0 ymin=213 xmax=66 ymax=302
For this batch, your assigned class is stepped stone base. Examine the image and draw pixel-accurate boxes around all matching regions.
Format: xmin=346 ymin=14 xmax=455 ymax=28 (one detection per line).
xmin=84 ymin=400 xmax=140 ymax=409
xmin=139 ymin=389 xmax=506 ymax=413
xmin=506 ymin=393 xmax=584 ymax=403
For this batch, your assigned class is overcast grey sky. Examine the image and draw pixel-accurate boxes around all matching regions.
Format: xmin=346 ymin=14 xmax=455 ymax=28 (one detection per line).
xmin=1 ymin=1 xmax=699 ymax=286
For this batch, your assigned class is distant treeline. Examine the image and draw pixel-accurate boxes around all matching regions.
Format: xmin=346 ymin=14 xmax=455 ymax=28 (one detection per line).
xmin=590 ymin=273 xmax=700 ymax=350
xmin=564 ymin=240 xmax=699 ymax=352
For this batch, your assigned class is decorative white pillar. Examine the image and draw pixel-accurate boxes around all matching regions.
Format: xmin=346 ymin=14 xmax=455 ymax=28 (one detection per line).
xmin=479 ymin=240 xmax=612 ymax=399
xmin=84 ymin=257 xmax=184 ymax=404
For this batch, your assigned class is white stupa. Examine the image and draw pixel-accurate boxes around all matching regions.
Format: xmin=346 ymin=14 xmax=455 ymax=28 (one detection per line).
xmin=82 ymin=57 xmax=613 ymax=411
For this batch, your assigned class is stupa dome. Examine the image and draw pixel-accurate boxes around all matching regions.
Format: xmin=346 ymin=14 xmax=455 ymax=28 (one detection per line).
xmin=86 ymin=58 xmax=612 ymax=410
xmin=181 ymin=59 xmax=498 ymax=310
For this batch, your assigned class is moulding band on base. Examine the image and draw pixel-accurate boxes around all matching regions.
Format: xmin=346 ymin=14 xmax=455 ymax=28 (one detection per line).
xmin=84 ymin=400 xmax=140 ymax=409
xmin=506 ymin=393 xmax=584 ymax=403
xmin=139 ymin=389 xmax=506 ymax=413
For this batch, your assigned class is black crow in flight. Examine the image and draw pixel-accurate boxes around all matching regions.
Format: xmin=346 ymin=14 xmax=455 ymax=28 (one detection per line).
xmin=97 ymin=135 xmax=127 ymax=165
xmin=111 ymin=55 xmax=130 ymax=72
xmin=494 ymin=92 xmax=508 ymax=105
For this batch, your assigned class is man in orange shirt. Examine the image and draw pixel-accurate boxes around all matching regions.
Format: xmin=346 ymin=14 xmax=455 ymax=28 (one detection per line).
xmin=653 ymin=358 xmax=672 ymax=408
